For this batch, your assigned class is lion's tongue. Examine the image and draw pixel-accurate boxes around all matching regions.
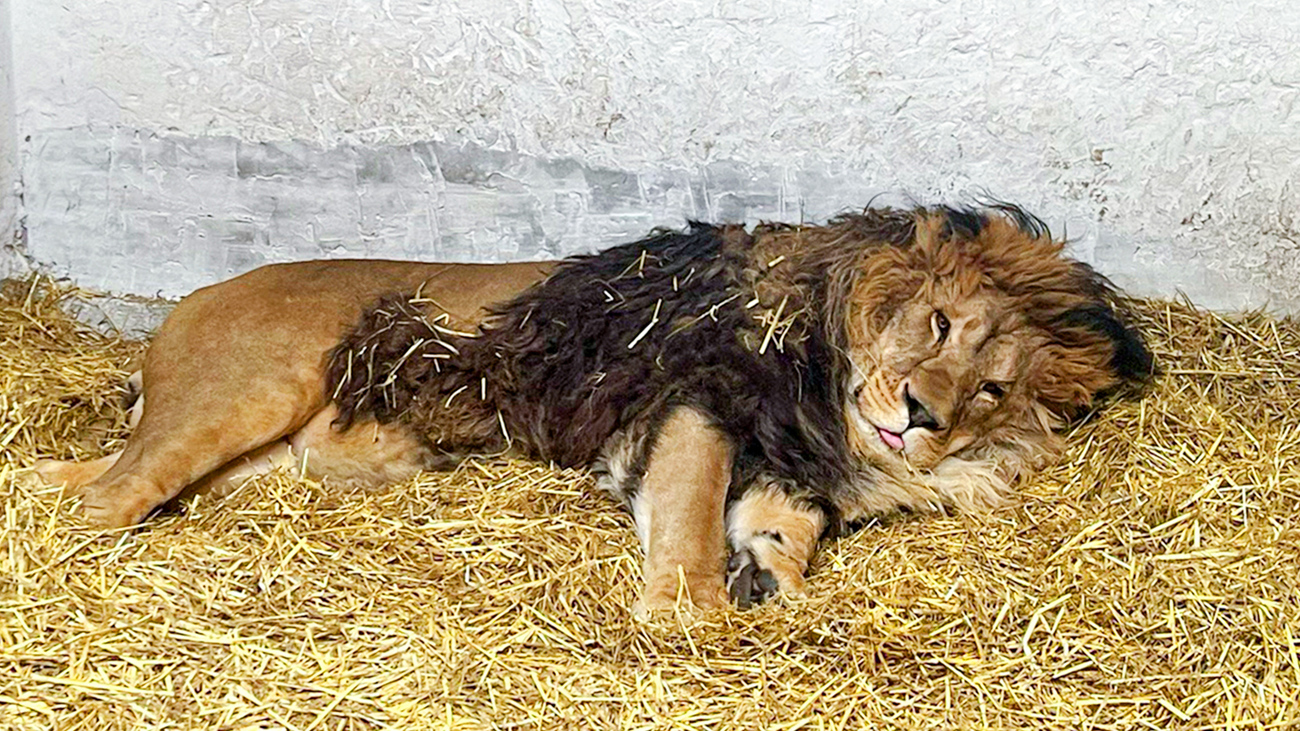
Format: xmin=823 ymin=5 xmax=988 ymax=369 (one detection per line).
xmin=877 ymin=427 xmax=905 ymax=451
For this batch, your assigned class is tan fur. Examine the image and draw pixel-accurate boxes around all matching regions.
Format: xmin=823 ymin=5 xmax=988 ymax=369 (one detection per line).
xmin=36 ymin=260 xmax=553 ymax=526
xmin=289 ymin=406 xmax=431 ymax=485
xmin=726 ymin=482 xmax=825 ymax=599
xmin=38 ymin=440 xmax=299 ymax=505
xmin=633 ymin=407 xmax=733 ymax=619
xmin=182 ymin=440 xmax=301 ymax=499
xmin=36 ymin=208 xmax=1141 ymax=615
xmin=834 ymin=213 xmax=1125 ymax=516
xmin=124 ymin=371 xmax=145 ymax=430
xmin=34 ymin=451 xmax=123 ymax=489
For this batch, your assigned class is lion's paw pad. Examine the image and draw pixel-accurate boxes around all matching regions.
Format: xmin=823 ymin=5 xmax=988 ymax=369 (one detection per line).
xmin=727 ymin=548 xmax=782 ymax=609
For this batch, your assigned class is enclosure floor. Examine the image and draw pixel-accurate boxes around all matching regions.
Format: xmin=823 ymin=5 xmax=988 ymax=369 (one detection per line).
xmin=3 ymin=277 xmax=1300 ymax=730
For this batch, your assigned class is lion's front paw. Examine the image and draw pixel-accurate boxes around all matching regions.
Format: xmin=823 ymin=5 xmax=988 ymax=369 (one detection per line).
xmin=726 ymin=533 xmax=809 ymax=609
xmin=727 ymin=548 xmax=780 ymax=609
xmin=634 ymin=566 xmax=730 ymax=622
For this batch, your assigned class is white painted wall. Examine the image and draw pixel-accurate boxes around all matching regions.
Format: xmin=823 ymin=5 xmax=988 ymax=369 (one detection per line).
xmin=7 ymin=0 xmax=1300 ymax=315
xmin=0 ymin=0 xmax=16 ymax=267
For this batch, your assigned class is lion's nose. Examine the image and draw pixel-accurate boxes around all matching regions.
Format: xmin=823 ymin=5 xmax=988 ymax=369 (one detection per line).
xmin=904 ymin=386 xmax=942 ymax=431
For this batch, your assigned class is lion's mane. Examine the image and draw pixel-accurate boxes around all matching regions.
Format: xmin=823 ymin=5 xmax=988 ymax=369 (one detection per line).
xmin=326 ymin=205 xmax=1151 ymax=525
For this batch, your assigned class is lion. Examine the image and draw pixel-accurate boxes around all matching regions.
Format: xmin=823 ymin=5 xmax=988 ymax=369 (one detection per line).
xmin=35 ymin=204 xmax=1151 ymax=616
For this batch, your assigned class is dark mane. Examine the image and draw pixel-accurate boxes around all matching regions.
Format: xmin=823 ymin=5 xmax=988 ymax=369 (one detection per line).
xmin=326 ymin=221 xmax=863 ymax=495
xmin=324 ymin=204 xmax=1151 ymax=511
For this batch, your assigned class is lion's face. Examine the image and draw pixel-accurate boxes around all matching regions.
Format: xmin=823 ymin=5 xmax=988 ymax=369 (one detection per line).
xmin=846 ymin=288 xmax=1037 ymax=470
xmin=839 ymin=211 xmax=1148 ymax=477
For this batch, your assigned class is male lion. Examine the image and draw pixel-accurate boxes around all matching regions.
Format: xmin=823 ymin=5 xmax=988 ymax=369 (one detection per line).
xmin=37 ymin=205 xmax=1151 ymax=616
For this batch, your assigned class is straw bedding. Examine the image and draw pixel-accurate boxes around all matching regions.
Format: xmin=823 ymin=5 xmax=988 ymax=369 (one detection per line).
xmin=2 ymin=275 xmax=1299 ymax=730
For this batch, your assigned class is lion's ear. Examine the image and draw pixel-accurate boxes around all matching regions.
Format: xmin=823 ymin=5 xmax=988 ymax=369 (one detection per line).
xmin=1055 ymin=264 xmax=1155 ymax=389
xmin=1054 ymin=302 xmax=1153 ymax=388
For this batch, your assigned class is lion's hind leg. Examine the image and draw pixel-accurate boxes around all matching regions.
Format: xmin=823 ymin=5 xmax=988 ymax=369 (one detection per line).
xmin=33 ymin=451 xmax=125 ymax=490
xmin=726 ymin=480 xmax=826 ymax=608
xmin=32 ymin=370 xmax=143 ymax=491
xmin=76 ymin=384 xmax=322 ymax=528
xmin=286 ymin=405 xmax=433 ymax=486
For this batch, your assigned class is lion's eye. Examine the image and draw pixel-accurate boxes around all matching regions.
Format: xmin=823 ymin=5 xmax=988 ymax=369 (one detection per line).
xmin=978 ymin=381 xmax=1006 ymax=401
xmin=931 ymin=310 xmax=951 ymax=343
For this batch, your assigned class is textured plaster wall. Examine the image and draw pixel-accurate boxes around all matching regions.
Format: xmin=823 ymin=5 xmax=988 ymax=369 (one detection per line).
xmin=7 ymin=0 xmax=1300 ymax=318
xmin=0 ymin=0 xmax=16 ymax=267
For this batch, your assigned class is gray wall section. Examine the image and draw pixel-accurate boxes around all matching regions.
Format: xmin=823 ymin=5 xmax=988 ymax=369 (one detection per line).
xmin=20 ymin=125 xmax=1279 ymax=317
xmin=0 ymin=0 xmax=16 ymax=266
xmin=23 ymin=127 xmax=892 ymax=300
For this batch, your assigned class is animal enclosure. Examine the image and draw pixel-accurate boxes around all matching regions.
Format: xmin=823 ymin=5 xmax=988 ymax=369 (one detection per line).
xmin=4 ymin=0 xmax=1300 ymax=728
xmin=3 ymin=278 xmax=1299 ymax=729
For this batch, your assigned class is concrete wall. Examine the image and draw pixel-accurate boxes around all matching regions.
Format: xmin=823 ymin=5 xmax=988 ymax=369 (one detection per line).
xmin=0 ymin=0 xmax=16 ymax=267
xmin=6 ymin=0 xmax=1300 ymax=315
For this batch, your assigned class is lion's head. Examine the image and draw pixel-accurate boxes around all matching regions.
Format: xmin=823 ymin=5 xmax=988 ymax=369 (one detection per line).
xmin=809 ymin=206 xmax=1152 ymax=510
